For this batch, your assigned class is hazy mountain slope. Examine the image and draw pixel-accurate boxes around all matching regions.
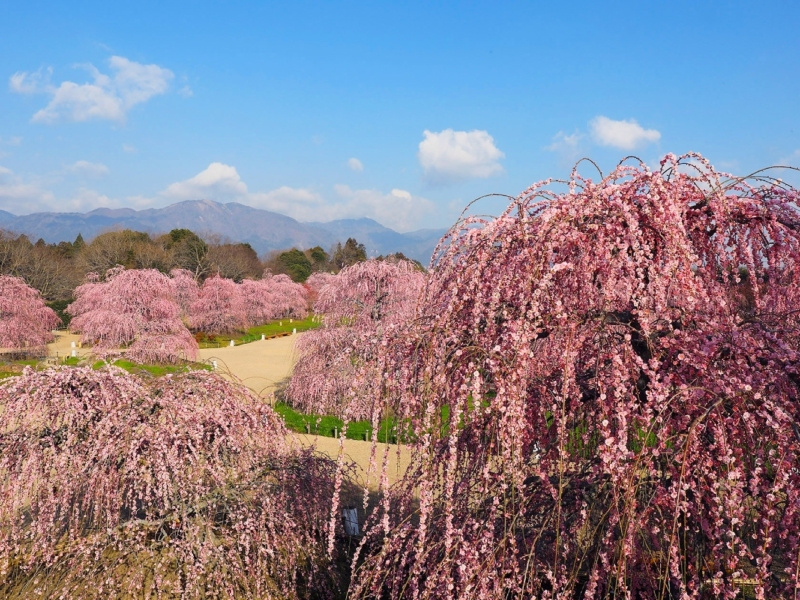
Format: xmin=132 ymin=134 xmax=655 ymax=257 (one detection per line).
xmin=0 ymin=200 xmax=447 ymax=263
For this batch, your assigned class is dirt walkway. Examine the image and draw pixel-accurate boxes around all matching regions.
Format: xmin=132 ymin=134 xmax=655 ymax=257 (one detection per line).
xmin=47 ymin=331 xmax=93 ymax=360
xmin=294 ymin=434 xmax=411 ymax=487
xmin=198 ymin=335 xmax=298 ymax=398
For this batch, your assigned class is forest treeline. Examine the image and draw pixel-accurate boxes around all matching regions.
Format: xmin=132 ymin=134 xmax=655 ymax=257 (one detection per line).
xmin=0 ymin=226 xmax=421 ymax=304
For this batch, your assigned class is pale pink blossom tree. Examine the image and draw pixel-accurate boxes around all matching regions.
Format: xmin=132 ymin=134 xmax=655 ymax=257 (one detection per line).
xmin=240 ymin=273 xmax=309 ymax=328
xmin=189 ymin=274 xmax=248 ymax=334
xmin=286 ymin=259 xmax=425 ymax=420
xmin=169 ymin=267 xmax=199 ymax=319
xmin=266 ymin=272 xmax=309 ymax=320
xmin=240 ymin=278 xmax=275 ymax=326
xmin=67 ymin=267 xmax=197 ymax=363
xmin=351 ymin=154 xmax=800 ymax=599
xmin=0 ymin=366 xmax=351 ymax=598
xmin=0 ymin=275 xmax=60 ymax=354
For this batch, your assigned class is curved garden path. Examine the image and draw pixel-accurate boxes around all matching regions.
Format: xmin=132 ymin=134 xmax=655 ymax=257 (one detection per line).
xmin=199 ymin=334 xmax=410 ymax=486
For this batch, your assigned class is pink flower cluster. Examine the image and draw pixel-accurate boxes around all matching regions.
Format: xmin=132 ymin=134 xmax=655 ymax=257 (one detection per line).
xmin=0 ymin=275 xmax=60 ymax=353
xmin=286 ymin=259 xmax=425 ymax=420
xmin=67 ymin=267 xmax=309 ymax=361
xmin=67 ymin=266 xmax=198 ymax=363
xmin=352 ymin=154 xmax=800 ymax=599
xmin=0 ymin=366 xmax=349 ymax=598
xmin=191 ymin=271 xmax=308 ymax=335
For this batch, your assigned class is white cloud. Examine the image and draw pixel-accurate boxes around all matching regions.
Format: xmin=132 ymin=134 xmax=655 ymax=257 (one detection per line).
xmin=67 ymin=160 xmax=109 ymax=178
xmin=9 ymin=67 xmax=52 ymax=94
xmin=0 ymin=136 xmax=22 ymax=147
xmin=122 ymin=143 xmax=137 ymax=153
xmin=0 ymin=165 xmax=125 ymax=214
xmin=545 ymin=131 xmax=583 ymax=161
xmin=0 ymin=165 xmax=56 ymax=213
xmin=418 ymin=129 xmax=504 ymax=183
xmin=66 ymin=187 xmax=117 ymax=211
xmin=348 ymin=157 xmax=364 ymax=172
xmin=1 ymin=160 xmax=436 ymax=229
xmin=162 ymin=162 xmax=248 ymax=201
xmin=247 ymin=186 xmax=327 ymax=216
xmin=779 ymin=150 xmax=800 ymax=166
xmin=239 ymin=182 xmax=435 ymax=230
xmin=9 ymin=56 xmax=174 ymax=124
xmin=330 ymin=185 xmax=434 ymax=231
xmin=589 ymin=116 xmax=661 ymax=151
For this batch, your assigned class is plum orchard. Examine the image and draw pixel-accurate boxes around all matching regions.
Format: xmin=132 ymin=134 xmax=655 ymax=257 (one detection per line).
xmin=0 ymin=275 xmax=60 ymax=354
xmin=0 ymin=366 xmax=351 ymax=599
xmin=192 ymin=272 xmax=308 ymax=335
xmin=286 ymin=259 xmax=425 ymax=420
xmin=67 ymin=266 xmax=198 ymax=363
xmin=352 ymin=155 xmax=800 ymax=599
xmin=67 ymin=267 xmax=309 ymax=362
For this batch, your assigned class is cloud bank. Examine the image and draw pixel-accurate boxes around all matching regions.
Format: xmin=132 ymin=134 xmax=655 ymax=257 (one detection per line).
xmin=161 ymin=163 xmax=434 ymax=231
xmin=9 ymin=56 xmax=177 ymax=124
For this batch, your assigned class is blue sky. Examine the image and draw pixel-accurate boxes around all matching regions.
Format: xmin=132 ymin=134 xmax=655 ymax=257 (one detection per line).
xmin=1 ymin=0 xmax=798 ymax=231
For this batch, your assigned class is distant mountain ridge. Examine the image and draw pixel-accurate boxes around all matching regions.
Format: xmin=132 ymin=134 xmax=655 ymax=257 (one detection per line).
xmin=0 ymin=200 xmax=448 ymax=264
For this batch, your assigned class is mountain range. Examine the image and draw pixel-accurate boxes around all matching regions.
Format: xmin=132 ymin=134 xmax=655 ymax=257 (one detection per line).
xmin=0 ymin=200 xmax=448 ymax=264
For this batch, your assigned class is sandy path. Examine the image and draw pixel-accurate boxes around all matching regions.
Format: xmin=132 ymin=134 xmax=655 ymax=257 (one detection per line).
xmin=47 ymin=331 xmax=94 ymax=360
xmin=198 ymin=334 xmax=298 ymax=398
xmin=197 ymin=335 xmax=411 ymax=486
xmin=295 ymin=434 xmax=411 ymax=487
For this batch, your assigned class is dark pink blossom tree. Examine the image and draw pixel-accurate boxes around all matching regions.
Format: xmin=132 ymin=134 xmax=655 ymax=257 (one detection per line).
xmin=0 ymin=366 xmax=351 ymax=599
xmin=286 ymin=259 xmax=425 ymax=420
xmin=0 ymin=275 xmax=60 ymax=354
xmin=67 ymin=267 xmax=197 ymax=363
xmin=189 ymin=274 xmax=248 ymax=334
xmin=352 ymin=155 xmax=800 ymax=599
xmin=303 ymin=271 xmax=336 ymax=307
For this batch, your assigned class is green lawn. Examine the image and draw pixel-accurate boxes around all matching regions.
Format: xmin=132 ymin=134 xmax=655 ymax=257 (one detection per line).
xmin=197 ymin=315 xmax=320 ymax=348
xmin=92 ymin=358 xmax=212 ymax=377
xmin=273 ymin=401 xmax=409 ymax=443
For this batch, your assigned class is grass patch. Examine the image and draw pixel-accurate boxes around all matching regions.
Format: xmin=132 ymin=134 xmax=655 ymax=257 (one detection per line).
xmin=196 ymin=315 xmax=320 ymax=349
xmin=273 ymin=402 xmax=407 ymax=443
xmin=92 ymin=358 xmax=212 ymax=377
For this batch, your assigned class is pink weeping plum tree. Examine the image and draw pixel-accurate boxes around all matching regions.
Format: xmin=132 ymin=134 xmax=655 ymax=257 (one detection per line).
xmin=67 ymin=267 xmax=198 ymax=363
xmin=0 ymin=275 xmax=60 ymax=355
xmin=350 ymin=154 xmax=800 ymax=599
xmin=266 ymin=273 xmax=309 ymax=320
xmin=190 ymin=274 xmax=249 ymax=335
xmin=240 ymin=272 xmax=309 ymax=328
xmin=169 ymin=267 xmax=199 ymax=319
xmin=286 ymin=259 xmax=425 ymax=420
xmin=304 ymin=271 xmax=336 ymax=306
xmin=0 ymin=366 xmax=352 ymax=599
